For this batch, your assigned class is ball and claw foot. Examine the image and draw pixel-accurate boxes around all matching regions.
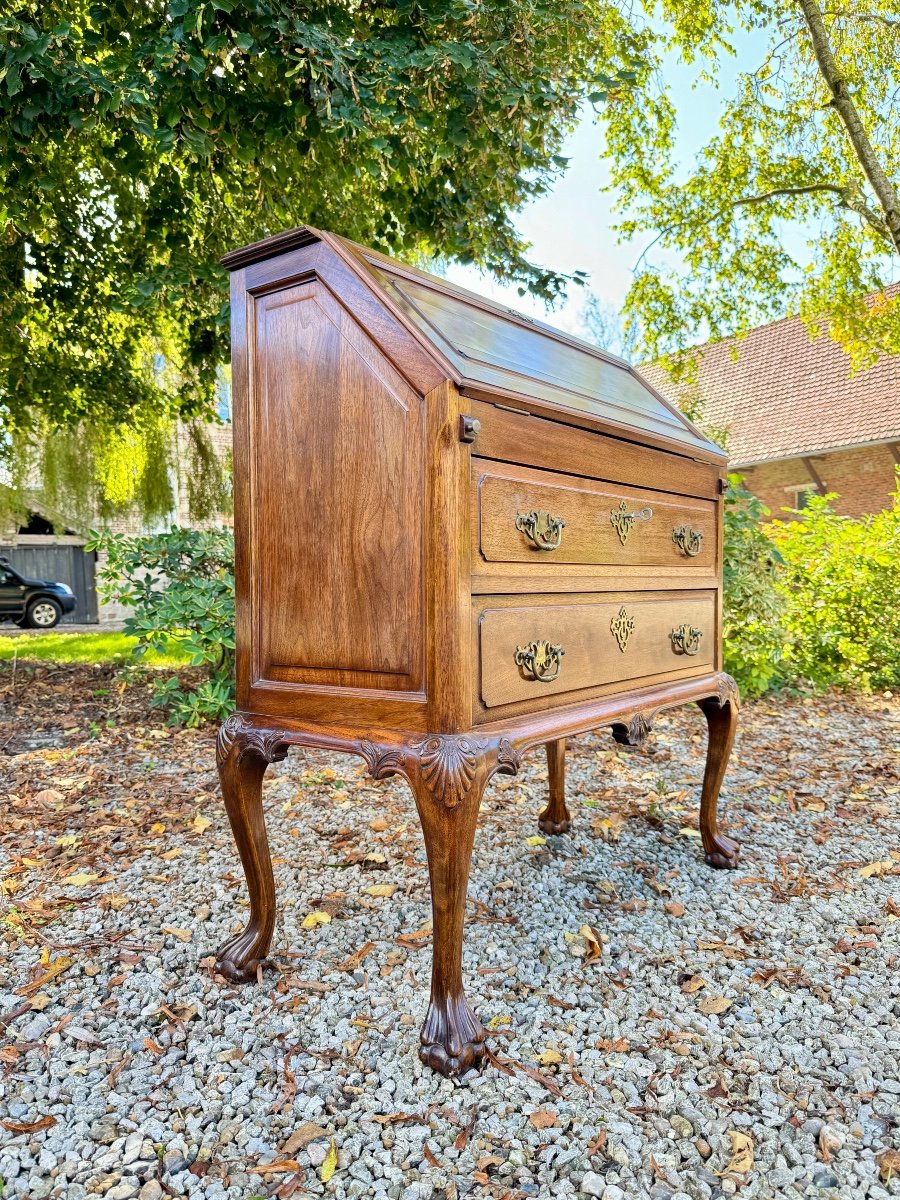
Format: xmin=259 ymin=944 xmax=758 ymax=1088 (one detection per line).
xmin=704 ymin=833 xmax=740 ymax=870
xmin=215 ymin=930 xmax=270 ymax=983
xmin=419 ymin=995 xmax=487 ymax=1077
xmin=538 ymin=813 xmax=572 ymax=836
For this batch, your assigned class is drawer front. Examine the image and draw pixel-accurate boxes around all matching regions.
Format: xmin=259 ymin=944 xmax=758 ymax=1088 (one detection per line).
xmin=475 ymin=461 xmax=717 ymax=569
xmin=477 ymin=592 xmax=716 ymax=711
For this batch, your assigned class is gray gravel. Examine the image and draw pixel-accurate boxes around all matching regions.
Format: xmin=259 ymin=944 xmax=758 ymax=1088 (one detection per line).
xmin=1 ymin=691 xmax=899 ymax=1199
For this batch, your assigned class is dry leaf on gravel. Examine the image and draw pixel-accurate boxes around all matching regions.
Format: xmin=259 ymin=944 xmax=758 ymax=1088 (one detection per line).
xmin=301 ymin=911 xmax=331 ymax=928
xmin=719 ymin=1130 xmax=754 ymax=1175
xmin=529 ymin=1108 xmax=558 ymax=1129
xmin=665 ymin=901 xmax=685 ymax=917
xmin=161 ymin=926 xmax=193 ymax=942
xmin=878 ymin=1149 xmax=900 ymax=1182
xmin=361 ymin=883 xmax=396 ymax=897
xmin=1 ymin=1115 xmax=56 ymax=1135
xmin=320 ymin=1139 xmax=338 ymax=1182
xmin=282 ymin=1123 xmax=330 ymax=1155
xmin=697 ymin=995 xmax=732 ymax=1015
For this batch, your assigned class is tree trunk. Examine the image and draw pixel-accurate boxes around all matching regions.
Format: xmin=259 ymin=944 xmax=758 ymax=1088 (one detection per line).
xmin=797 ymin=0 xmax=900 ymax=254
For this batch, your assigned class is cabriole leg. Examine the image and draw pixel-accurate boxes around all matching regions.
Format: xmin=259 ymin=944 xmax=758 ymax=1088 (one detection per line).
xmin=698 ymin=686 xmax=741 ymax=869
xmin=539 ymin=738 xmax=571 ymax=834
xmin=214 ymin=715 xmax=289 ymax=982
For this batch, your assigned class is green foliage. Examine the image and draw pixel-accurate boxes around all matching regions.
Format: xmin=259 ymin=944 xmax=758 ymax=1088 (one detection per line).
xmin=0 ymin=0 xmax=647 ymax=447
xmin=721 ymin=476 xmax=787 ymax=697
xmin=770 ymin=487 xmax=900 ymax=692
xmin=87 ymin=525 xmax=235 ymax=725
xmin=596 ymin=1 xmax=900 ymax=373
xmin=0 ymin=631 xmax=190 ymax=665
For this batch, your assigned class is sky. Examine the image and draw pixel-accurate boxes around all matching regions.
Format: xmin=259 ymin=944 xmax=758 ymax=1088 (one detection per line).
xmin=442 ymin=24 xmax=778 ymax=343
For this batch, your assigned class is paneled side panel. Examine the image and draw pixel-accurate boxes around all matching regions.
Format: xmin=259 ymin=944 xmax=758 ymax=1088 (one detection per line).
xmin=250 ymin=278 xmax=423 ymax=691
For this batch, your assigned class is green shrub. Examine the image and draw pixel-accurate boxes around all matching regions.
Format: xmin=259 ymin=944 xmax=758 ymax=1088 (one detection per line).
xmin=87 ymin=526 xmax=235 ymax=725
xmin=769 ymin=485 xmax=900 ymax=692
xmin=721 ymin=476 xmax=788 ymax=696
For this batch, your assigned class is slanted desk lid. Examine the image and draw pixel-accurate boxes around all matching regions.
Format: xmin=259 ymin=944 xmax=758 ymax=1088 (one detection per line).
xmin=355 ymin=253 xmax=721 ymax=459
xmin=222 ymin=224 xmax=724 ymax=460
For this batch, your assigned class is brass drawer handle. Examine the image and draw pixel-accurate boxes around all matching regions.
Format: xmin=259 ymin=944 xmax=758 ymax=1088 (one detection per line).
xmin=671 ymin=624 xmax=703 ymax=656
xmin=514 ymin=639 xmax=565 ymax=682
xmin=610 ymin=500 xmax=653 ymax=546
xmin=672 ymin=525 xmax=704 ymax=557
xmin=515 ymin=509 xmax=566 ymax=551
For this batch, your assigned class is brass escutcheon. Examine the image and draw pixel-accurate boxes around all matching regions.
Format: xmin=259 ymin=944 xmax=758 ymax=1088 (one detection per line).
xmin=670 ymin=623 xmax=703 ymax=656
xmin=514 ymin=639 xmax=565 ymax=682
xmin=610 ymin=499 xmax=653 ymax=546
xmin=672 ymin=524 xmax=704 ymax=557
xmin=610 ymin=605 xmax=635 ymax=652
xmin=515 ymin=509 xmax=566 ymax=551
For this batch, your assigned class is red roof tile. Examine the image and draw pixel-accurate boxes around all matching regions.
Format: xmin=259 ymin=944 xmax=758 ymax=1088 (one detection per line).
xmin=638 ymin=304 xmax=900 ymax=467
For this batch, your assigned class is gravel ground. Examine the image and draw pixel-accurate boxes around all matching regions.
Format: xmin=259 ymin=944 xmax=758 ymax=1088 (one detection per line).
xmin=1 ymin=672 xmax=899 ymax=1200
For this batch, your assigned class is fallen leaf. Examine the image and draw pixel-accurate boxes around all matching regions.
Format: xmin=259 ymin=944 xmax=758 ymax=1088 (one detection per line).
xmin=679 ymin=827 xmax=702 ymax=839
xmin=878 ymin=1148 xmax=900 ymax=1182
xmin=719 ymin=1130 xmax=754 ymax=1175
xmin=149 ymin=822 xmax=166 ymax=835
xmin=361 ymin=884 xmax=397 ymax=898
xmin=369 ymin=818 xmax=389 ymax=832
xmin=30 ymin=994 xmax=51 ymax=1011
xmin=697 ymin=995 xmax=732 ymax=1015
xmin=1 ymin=1115 xmax=56 ymax=1135
xmin=525 ymin=835 xmax=546 ymax=847
xmin=595 ymin=1037 xmax=630 ymax=1052
xmin=486 ymin=1014 xmax=513 ymax=1030
xmin=191 ymin=814 xmax=212 ymax=835
xmin=537 ymin=1047 xmax=562 ymax=1065
xmin=161 ymin=848 xmax=182 ymax=861
xmin=161 ymin=926 xmax=193 ymax=942
xmin=282 ymin=1123 xmax=330 ymax=1155
xmin=680 ymin=973 xmax=706 ymax=994
xmin=665 ymin=902 xmax=685 ymax=917
xmin=529 ymin=1108 xmax=558 ymax=1129
xmin=54 ymin=834 xmax=79 ymax=847
xmin=859 ymin=859 xmax=895 ymax=879
xmin=15 ymin=956 xmax=72 ymax=996
xmin=335 ymin=942 xmax=375 ymax=973
xmin=250 ymin=1160 xmax=301 ymax=1175
xmin=802 ymin=799 xmax=826 ymax=812
xmin=302 ymin=911 xmax=331 ymax=929
xmin=579 ymin=924 xmax=603 ymax=963
xmin=321 ymin=1138 xmax=338 ymax=1183
xmin=63 ymin=872 xmax=99 ymax=887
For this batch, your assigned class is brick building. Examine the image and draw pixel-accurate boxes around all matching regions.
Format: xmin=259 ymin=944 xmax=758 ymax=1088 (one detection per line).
xmin=640 ymin=308 xmax=900 ymax=519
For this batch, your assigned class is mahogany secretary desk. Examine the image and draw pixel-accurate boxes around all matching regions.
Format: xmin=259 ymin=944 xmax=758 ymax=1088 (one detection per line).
xmin=215 ymin=225 xmax=741 ymax=1077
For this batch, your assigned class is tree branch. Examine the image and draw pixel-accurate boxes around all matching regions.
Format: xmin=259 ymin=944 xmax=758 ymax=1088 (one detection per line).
xmin=797 ymin=0 xmax=900 ymax=253
xmin=733 ymin=182 xmax=891 ymax=237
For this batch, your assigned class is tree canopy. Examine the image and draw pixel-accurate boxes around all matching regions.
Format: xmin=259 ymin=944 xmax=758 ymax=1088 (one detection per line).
xmin=598 ymin=0 xmax=900 ymax=374
xmin=0 ymin=0 xmax=645 ymax=445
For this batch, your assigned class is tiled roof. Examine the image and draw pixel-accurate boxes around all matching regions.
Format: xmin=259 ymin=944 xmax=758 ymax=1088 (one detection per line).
xmin=638 ymin=302 xmax=900 ymax=467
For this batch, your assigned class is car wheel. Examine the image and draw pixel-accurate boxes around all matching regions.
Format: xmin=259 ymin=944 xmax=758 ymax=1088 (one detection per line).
xmin=26 ymin=598 xmax=62 ymax=629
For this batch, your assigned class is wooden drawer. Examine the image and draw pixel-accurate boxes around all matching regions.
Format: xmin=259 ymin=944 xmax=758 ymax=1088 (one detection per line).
xmin=476 ymin=591 xmax=716 ymax=713
xmin=474 ymin=461 xmax=716 ymax=571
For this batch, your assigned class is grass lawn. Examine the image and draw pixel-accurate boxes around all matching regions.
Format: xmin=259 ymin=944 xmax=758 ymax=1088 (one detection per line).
xmin=0 ymin=631 xmax=191 ymax=666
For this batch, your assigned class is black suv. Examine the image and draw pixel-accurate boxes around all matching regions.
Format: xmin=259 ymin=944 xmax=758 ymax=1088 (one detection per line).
xmin=0 ymin=557 xmax=77 ymax=629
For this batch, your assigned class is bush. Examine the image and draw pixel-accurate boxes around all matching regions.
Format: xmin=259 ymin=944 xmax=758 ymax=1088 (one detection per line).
xmin=87 ymin=526 xmax=235 ymax=726
xmin=721 ymin=476 xmax=788 ymax=696
xmin=770 ymin=486 xmax=900 ymax=692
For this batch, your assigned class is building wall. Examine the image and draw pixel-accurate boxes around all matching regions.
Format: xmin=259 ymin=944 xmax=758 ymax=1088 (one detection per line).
xmin=738 ymin=443 xmax=899 ymax=520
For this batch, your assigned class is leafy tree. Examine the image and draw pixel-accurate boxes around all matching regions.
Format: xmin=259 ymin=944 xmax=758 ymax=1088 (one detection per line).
xmin=598 ymin=0 xmax=900 ymax=373
xmin=1 ymin=0 xmax=646 ymax=521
